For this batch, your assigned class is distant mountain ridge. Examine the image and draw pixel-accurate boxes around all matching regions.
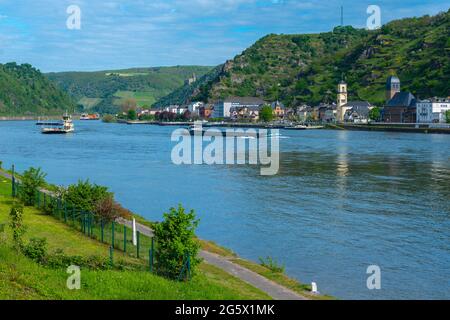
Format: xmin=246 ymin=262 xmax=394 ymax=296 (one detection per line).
xmin=155 ymin=10 xmax=450 ymax=108
xmin=46 ymin=66 xmax=213 ymax=114
xmin=0 ymin=63 xmax=76 ymax=116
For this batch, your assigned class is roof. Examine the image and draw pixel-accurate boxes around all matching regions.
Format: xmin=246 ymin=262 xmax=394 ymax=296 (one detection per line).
xmin=344 ymin=101 xmax=372 ymax=108
xmin=345 ymin=106 xmax=371 ymax=118
xmin=223 ymin=97 xmax=265 ymax=105
xmin=271 ymin=101 xmax=285 ymax=109
xmin=386 ymin=92 xmax=416 ymax=108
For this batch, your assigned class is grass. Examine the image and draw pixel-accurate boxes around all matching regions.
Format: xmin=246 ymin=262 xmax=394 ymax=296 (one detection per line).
xmin=0 ymin=176 xmax=271 ymax=300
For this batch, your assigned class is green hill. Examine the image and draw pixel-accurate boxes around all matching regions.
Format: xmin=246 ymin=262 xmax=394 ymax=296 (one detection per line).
xmin=46 ymin=66 xmax=213 ymax=114
xmin=0 ymin=63 xmax=76 ymax=116
xmin=155 ymin=10 xmax=449 ymax=107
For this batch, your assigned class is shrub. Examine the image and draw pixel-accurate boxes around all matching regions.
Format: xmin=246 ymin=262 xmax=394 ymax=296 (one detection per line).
xmin=23 ymin=238 xmax=47 ymax=263
xmin=94 ymin=195 xmax=132 ymax=223
xmin=9 ymin=203 xmax=26 ymax=250
xmin=446 ymin=110 xmax=450 ymax=124
xmin=45 ymin=249 xmax=111 ymax=270
xmin=260 ymin=105 xmax=274 ymax=122
xmin=18 ymin=167 xmax=47 ymax=206
xmin=65 ymin=180 xmax=111 ymax=213
xmin=259 ymin=256 xmax=285 ymax=273
xmin=102 ymin=114 xmax=116 ymax=123
xmin=154 ymin=205 xmax=201 ymax=280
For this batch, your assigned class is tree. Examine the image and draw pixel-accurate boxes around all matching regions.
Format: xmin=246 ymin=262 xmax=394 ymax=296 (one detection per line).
xmin=369 ymin=107 xmax=382 ymax=122
xmin=10 ymin=203 xmax=26 ymax=251
xmin=94 ymin=195 xmax=132 ymax=223
xmin=19 ymin=167 xmax=47 ymax=206
xmin=154 ymin=205 xmax=201 ymax=280
xmin=446 ymin=110 xmax=450 ymax=124
xmin=121 ymin=98 xmax=137 ymax=113
xmin=127 ymin=109 xmax=137 ymax=121
xmin=260 ymin=105 xmax=274 ymax=122
xmin=65 ymin=180 xmax=111 ymax=213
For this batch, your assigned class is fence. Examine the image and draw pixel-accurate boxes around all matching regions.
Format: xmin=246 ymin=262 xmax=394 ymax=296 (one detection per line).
xmin=11 ymin=172 xmax=192 ymax=281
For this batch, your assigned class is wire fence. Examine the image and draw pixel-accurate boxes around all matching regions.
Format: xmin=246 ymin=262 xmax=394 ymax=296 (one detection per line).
xmin=11 ymin=174 xmax=192 ymax=280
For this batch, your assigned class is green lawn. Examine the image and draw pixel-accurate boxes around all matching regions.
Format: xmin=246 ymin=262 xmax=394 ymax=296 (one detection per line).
xmin=0 ymin=176 xmax=270 ymax=300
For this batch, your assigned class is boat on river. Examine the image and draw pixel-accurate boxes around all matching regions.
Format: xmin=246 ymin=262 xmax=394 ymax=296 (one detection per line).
xmin=41 ymin=114 xmax=75 ymax=134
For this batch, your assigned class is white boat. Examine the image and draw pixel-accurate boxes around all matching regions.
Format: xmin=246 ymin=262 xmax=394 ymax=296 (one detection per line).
xmin=41 ymin=114 xmax=75 ymax=134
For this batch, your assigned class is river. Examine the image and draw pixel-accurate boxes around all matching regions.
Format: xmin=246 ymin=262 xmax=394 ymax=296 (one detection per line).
xmin=0 ymin=120 xmax=449 ymax=299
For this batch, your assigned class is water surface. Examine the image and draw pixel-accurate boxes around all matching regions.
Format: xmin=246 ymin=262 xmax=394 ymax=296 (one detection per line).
xmin=0 ymin=121 xmax=449 ymax=299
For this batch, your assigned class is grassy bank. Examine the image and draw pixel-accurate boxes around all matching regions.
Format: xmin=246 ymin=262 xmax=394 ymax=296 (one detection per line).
xmin=0 ymin=176 xmax=270 ymax=300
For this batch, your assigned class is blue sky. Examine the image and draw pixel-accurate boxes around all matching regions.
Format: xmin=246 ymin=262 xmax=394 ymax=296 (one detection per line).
xmin=0 ymin=0 xmax=448 ymax=72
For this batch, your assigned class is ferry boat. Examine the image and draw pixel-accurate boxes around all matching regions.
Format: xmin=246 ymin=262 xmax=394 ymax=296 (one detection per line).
xmin=41 ymin=114 xmax=75 ymax=134
xmin=80 ymin=113 xmax=100 ymax=120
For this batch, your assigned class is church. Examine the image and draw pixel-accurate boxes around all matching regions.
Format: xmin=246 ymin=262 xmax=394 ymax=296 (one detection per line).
xmin=336 ymin=79 xmax=373 ymax=123
xmin=382 ymin=76 xmax=417 ymax=123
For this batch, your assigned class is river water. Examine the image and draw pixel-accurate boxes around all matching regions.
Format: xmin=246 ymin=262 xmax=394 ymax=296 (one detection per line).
xmin=0 ymin=120 xmax=449 ymax=299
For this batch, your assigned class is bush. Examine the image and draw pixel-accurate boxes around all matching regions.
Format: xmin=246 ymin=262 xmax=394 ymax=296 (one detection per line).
xmin=446 ymin=110 xmax=450 ymax=124
xmin=154 ymin=205 xmax=201 ymax=280
xmin=45 ymin=249 xmax=110 ymax=270
xmin=18 ymin=167 xmax=47 ymax=206
xmin=23 ymin=238 xmax=47 ymax=263
xmin=94 ymin=195 xmax=132 ymax=223
xmin=9 ymin=203 xmax=26 ymax=250
xmin=259 ymin=256 xmax=285 ymax=273
xmin=260 ymin=105 xmax=274 ymax=122
xmin=65 ymin=180 xmax=111 ymax=213
xmin=102 ymin=114 xmax=116 ymax=123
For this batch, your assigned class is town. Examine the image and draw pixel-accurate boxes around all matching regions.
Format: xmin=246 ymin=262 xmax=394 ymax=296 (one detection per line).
xmin=124 ymin=74 xmax=450 ymax=129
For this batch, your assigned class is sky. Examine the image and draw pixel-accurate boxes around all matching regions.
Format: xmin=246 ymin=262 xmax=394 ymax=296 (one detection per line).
xmin=0 ymin=0 xmax=448 ymax=72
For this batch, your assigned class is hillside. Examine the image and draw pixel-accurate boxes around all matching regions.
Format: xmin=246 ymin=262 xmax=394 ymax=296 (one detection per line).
xmin=46 ymin=66 xmax=213 ymax=114
xmin=155 ymin=10 xmax=450 ymax=107
xmin=0 ymin=63 xmax=76 ymax=116
xmin=0 ymin=174 xmax=269 ymax=300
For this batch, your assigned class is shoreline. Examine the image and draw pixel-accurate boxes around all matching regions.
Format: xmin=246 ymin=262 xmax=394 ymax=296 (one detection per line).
xmin=0 ymin=167 xmax=329 ymax=300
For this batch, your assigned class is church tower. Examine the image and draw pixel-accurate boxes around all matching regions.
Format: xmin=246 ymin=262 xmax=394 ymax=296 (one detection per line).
xmin=386 ymin=76 xmax=401 ymax=102
xmin=337 ymin=80 xmax=348 ymax=122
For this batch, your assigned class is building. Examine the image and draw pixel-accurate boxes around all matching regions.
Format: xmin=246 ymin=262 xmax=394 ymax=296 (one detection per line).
xmin=417 ymin=97 xmax=450 ymax=123
xmin=230 ymin=106 xmax=260 ymax=122
xmin=383 ymin=92 xmax=417 ymax=123
xmin=271 ymin=101 xmax=286 ymax=118
xmin=386 ymin=76 xmax=401 ymax=101
xmin=185 ymin=73 xmax=197 ymax=86
xmin=199 ymin=105 xmax=214 ymax=119
xmin=188 ymin=102 xmax=204 ymax=115
xmin=337 ymin=80 xmax=349 ymax=122
xmin=344 ymin=102 xmax=373 ymax=123
xmin=213 ymin=97 xmax=265 ymax=118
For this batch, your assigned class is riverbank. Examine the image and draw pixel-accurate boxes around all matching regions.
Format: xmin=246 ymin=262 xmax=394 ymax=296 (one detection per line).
xmin=0 ymin=167 xmax=328 ymax=300
xmin=335 ymin=123 xmax=450 ymax=134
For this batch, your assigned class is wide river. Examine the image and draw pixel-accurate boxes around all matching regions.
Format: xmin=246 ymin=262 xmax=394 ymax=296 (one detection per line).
xmin=0 ymin=121 xmax=449 ymax=299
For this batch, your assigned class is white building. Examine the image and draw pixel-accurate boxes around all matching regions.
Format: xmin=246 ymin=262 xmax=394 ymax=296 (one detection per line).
xmin=188 ymin=102 xmax=204 ymax=115
xmin=214 ymin=97 xmax=265 ymax=118
xmin=417 ymin=98 xmax=450 ymax=123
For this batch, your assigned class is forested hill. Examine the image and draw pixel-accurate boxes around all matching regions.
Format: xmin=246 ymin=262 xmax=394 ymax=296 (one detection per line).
xmin=0 ymin=63 xmax=76 ymax=116
xmin=46 ymin=66 xmax=213 ymax=114
xmin=155 ymin=10 xmax=449 ymax=107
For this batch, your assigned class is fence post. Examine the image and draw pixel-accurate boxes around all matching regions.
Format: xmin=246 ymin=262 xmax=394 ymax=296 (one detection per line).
xmin=137 ymin=231 xmax=140 ymax=258
xmin=111 ymin=221 xmax=115 ymax=248
xmin=150 ymin=237 xmax=154 ymax=273
xmin=110 ymin=246 xmax=114 ymax=267
xmin=11 ymin=165 xmax=15 ymax=197
xmin=123 ymin=225 xmax=127 ymax=253
xmin=101 ymin=220 xmax=104 ymax=243
xmin=64 ymin=202 xmax=67 ymax=223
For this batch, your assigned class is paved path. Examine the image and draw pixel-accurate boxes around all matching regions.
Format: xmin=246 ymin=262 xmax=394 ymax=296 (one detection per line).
xmin=1 ymin=169 xmax=308 ymax=300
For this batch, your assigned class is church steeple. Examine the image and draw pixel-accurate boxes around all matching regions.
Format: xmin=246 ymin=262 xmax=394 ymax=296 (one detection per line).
xmin=337 ymin=76 xmax=348 ymax=122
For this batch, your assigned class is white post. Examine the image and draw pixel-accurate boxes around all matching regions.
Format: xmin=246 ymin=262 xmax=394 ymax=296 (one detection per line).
xmin=132 ymin=218 xmax=137 ymax=246
xmin=311 ymin=282 xmax=319 ymax=294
